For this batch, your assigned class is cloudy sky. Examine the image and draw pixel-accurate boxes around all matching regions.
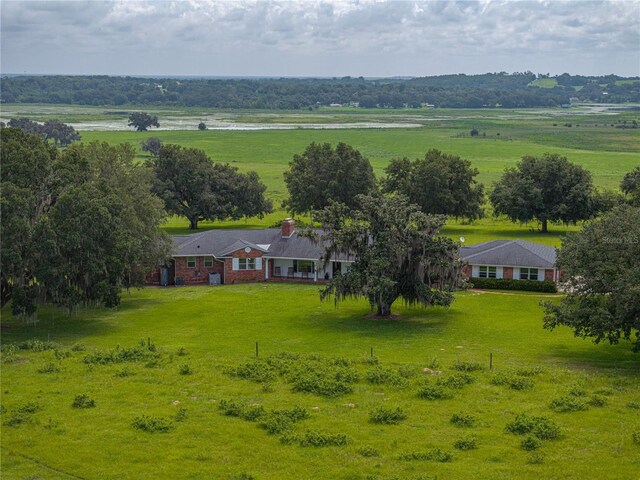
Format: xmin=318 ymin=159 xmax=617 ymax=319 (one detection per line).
xmin=1 ymin=0 xmax=639 ymax=77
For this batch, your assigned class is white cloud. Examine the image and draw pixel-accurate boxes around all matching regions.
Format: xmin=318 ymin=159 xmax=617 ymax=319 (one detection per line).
xmin=1 ymin=0 xmax=638 ymax=76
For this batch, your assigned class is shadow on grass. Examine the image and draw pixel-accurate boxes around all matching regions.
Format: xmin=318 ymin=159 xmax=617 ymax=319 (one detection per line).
xmin=541 ymin=338 xmax=640 ymax=373
xmin=0 ymin=297 xmax=161 ymax=345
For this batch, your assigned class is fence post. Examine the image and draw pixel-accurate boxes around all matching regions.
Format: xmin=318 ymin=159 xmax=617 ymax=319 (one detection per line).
xmin=255 ymin=342 xmax=259 ymax=358
xmin=490 ymin=352 xmax=493 ymax=370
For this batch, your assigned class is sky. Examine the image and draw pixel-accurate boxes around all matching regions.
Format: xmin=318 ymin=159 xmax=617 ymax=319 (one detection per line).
xmin=1 ymin=0 xmax=639 ymax=77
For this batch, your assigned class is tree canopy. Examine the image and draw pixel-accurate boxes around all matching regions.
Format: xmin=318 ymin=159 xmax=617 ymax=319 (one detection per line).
xmin=7 ymin=117 xmax=80 ymax=147
xmin=150 ymin=144 xmax=272 ymax=229
xmin=543 ymin=205 xmax=640 ymax=352
xmin=382 ymin=149 xmax=485 ymax=221
xmin=283 ymin=142 xmax=376 ymax=214
xmin=128 ymin=112 xmax=160 ymax=132
xmin=621 ymin=166 xmax=640 ymax=206
xmin=0 ymin=127 xmax=170 ymax=314
xmin=308 ymin=194 xmax=465 ymax=317
xmin=489 ymin=153 xmax=597 ymax=232
xmin=141 ymin=137 xmax=162 ymax=157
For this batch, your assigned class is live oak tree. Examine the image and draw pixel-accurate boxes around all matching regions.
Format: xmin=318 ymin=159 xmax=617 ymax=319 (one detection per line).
xmin=490 ymin=153 xmax=597 ymax=233
xmin=128 ymin=112 xmax=160 ymax=131
xmin=283 ymin=142 xmax=376 ymax=214
xmin=308 ymin=194 xmax=465 ymax=317
xmin=141 ymin=137 xmax=162 ymax=157
xmin=382 ymin=149 xmax=485 ymax=221
xmin=150 ymin=144 xmax=272 ymax=229
xmin=543 ymin=205 xmax=640 ymax=352
xmin=0 ymin=127 xmax=170 ymax=314
xmin=621 ymin=166 xmax=640 ymax=206
xmin=8 ymin=117 xmax=80 ymax=146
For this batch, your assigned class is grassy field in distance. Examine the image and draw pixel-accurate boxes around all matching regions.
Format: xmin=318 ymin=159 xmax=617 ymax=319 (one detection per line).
xmin=1 ymin=285 xmax=639 ymax=480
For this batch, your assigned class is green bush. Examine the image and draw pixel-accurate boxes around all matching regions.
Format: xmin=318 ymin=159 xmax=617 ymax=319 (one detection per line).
xmin=451 ymin=361 xmax=483 ymax=372
xmin=37 ymin=362 xmax=60 ymax=374
xmin=417 ymin=384 xmax=453 ymax=400
xmin=366 ymin=366 xmax=407 ymax=387
xmin=506 ymin=414 xmax=560 ymax=440
xmin=71 ymin=343 xmax=86 ymax=352
xmin=588 ymin=395 xmax=608 ymax=407
xmin=521 ymin=436 xmax=542 ymax=451
xmin=469 ymin=277 xmax=557 ymax=293
xmin=131 ymin=415 xmax=174 ymax=433
xmin=357 ymin=446 xmax=380 ymax=457
xmin=450 ymin=412 xmax=476 ymax=427
xmin=259 ymin=406 xmax=308 ymax=434
xmin=225 ymin=361 xmax=277 ymax=383
xmin=549 ymin=396 xmax=589 ymax=413
xmin=633 ymin=431 xmax=640 ymax=445
xmin=436 ymin=373 xmax=474 ymax=389
xmin=290 ymin=372 xmax=353 ymax=397
xmin=84 ymin=345 xmax=160 ymax=365
xmin=72 ymin=394 xmax=96 ymax=409
xmin=19 ymin=339 xmax=61 ymax=352
xmin=527 ymin=453 xmax=545 ymax=464
xmin=454 ymin=435 xmax=477 ymax=450
xmin=491 ymin=373 xmax=534 ymax=390
xmin=369 ymin=406 xmax=408 ymax=425
xmin=179 ymin=364 xmax=192 ymax=375
xmin=627 ymin=401 xmax=640 ymax=410
xmin=297 ymin=430 xmax=349 ymax=447
xmin=398 ymin=448 xmax=453 ymax=462
xmin=175 ymin=407 xmax=187 ymax=422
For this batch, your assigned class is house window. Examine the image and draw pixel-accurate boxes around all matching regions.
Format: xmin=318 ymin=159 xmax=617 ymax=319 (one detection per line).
xmin=520 ymin=268 xmax=539 ymax=280
xmin=294 ymin=260 xmax=315 ymax=273
xmin=478 ymin=266 xmax=497 ymax=278
xmin=204 ymin=257 xmax=213 ymax=267
xmin=187 ymin=256 xmax=196 ymax=268
xmin=238 ymin=258 xmax=256 ymax=270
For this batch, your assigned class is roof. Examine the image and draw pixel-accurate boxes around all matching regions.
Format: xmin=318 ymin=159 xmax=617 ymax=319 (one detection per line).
xmin=170 ymin=228 xmax=352 ymax=261
xmin=460 ymin=240 xmax=556 ymax=269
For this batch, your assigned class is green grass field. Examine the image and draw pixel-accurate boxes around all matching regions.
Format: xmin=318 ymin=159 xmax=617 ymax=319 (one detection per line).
xmin=1 ymin=285 xmax=639 ymax=479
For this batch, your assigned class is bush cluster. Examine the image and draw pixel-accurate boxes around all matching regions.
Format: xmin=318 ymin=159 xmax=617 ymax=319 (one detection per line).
xmin=357 ymin=446 xmax=380 ymax=457
xmin=398 ymin=448 xmax=453 ymax=463
xmin=453 ymin=435 xmax=477 ymax=450
xmin=369 ymin=406 xmax=408 ymax=425
xmin=549 ymin=396 xmax=589 ymax=413
xmin=72 ymin=394 xmax=96 ymax=409
xmin=436 ymin=373 xmax=474 ymax=389
xmin=450 ymin=412 xmax=476 ymax=427
xmin=469 ymin=278 xmax=557 ymax=293
xmin=491 ymin=372 xmax=534 ymax=390
xmin=131 ymin=415 xmax=175 ymax=433
xmin=84 ymin=344 xmax=160 ymax=365
xmin=417 ymin=384 xmax=453 ymax=400
xmin=365 ymin=366 xmax=408 ymax=387
xmin=284 ymin=430 xmax=349 ymax=447
xmin=451 ymin=361 xmax=483 ymax=372
xmin=506 ymin=414 xmax=560 ymax=440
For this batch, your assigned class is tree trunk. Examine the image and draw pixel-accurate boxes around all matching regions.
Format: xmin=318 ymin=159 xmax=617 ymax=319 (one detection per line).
xmin=189 ymin=218 xmax=199 ymax=230
xmin=541 ymin=218 xmax=548 ymax=233
xmin=376 ymin=302 xmax=392 ymax=317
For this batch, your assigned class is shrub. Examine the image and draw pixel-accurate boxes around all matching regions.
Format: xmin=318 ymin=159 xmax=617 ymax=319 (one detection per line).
xmin=71 ymin=343 xmax=86 ymax=352
xmin=37 ymin=362 xmax=60 ymax=374
xmin=259 ymin=406 xmax=308 ymax=434
xmin=175 ymin=407 xmax=187 ymax=422
xmin=72 ymin=394 xmax=96 ymax=409
xmin=527 ymin=453 xmax=545 ymax=465
xmin=241 ymin=404 xmax=266 ymax=422
xmin=84 ymin=345 xmax=159 ymax=365
xmin=452 ymin=361 xmax=483 ymax=372
xmin=54 ymin=349 xmax=71 ymax=360
xmin=1 ymin=344 xmax=19 ymax=363
xmin=179 ymin=364 xmax=192 ymax=375
xmin=549 ymin=396 xmax=589 ymax=413
xmin=19 ymin=339 xmax=61 ymax=352
xmin=218 ymin=399 xmax=246 ymax=418
xmin=357 ymin=446 xmax=380 ymax=457
xmin=491 ymin=373 xmax=533 ymax=390
xmin=568 ymin=385 xmax=587 ymax=397
xmin=469 ymin=278 xmax=557 ymax=293
xmin=115 ymin=367 xmax=134 ymax=378
xmin=450 ymin=412 xmax=476 ymax=427
xmin=588 ymin=395 xmax=608 ymax=407
xmin=454 ymin=435 xmax=477 ymax=450
xmin=521 ymin=436 xmax=542 ymax=451
xmin=3 ymin=411 xmax=30 ymax=427
xmin=399 ymin=448 xmax=453 ymax=463
xmin=633 ymin=431 xmax=640 ymax=445
xmin=417 ymin=384 xmax=453 ymax=400
xmin=369 ymin=406 xmax=407 ymax=425
xmin=506 ymin=414 xmax=560 ymax=440
xmin=594 ymin=388 xmax=614 ymax=396
xmin=366 ymin=366 xmax=406 ymax=387
xmin=514 ymin=366 xmax=544 ymax=377
xmin=437 ymin=373 xmax=474 ymax=389
xmin=176 ymin=347 xmax=188 ymax=356
xmin=290 ymin=372 xmax=353 ymax=397
xmin=131 ymin=415 xmax=174 ymax=433
xmin=15 ymin=402 xmax=42 ymax=414
xmin=627 ymin=401 xmax=640 ymax=410
xmin=226 ymin=361 xmax=277 ymax=383
xmin=297 ymin=430 xmax=349 ymax=447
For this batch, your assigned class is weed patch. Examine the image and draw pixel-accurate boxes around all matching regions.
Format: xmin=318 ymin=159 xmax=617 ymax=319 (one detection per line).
xmin=549 ymin=396 xmax=589 ymax=413
xmin=84 ymin=344 xmax=160 ymax=365
xmin=131 ymin=415 xmax=175 ymax=433
xmin=506 ymin=414 xmax=560 ymax=440
xmin=453 ymin=435 xmax=477 ymax=450
xmin=521 ymin=436 xmax=542 ymax=451
xmin=285 ymin=430 xmax=349 ymax=447
xmin=37 ymin=362 xmax=60 ymax=374
xmin=417 ymin=384 xmax=453 ymax=400
xmin=491 ymin=373 xmax=534 ymax=390
xmin=450 ymin=412 xmax=476 ymax=427
xmin=72 ymin=394 xmax=96 ymax=409
xmin=436 ymin=373 xmax=474 ymax=389
xmin=399 ymin=448 xmax=453 ymax=463
xmin=452 ymin=361 xmax=483 ymax=372
xmin=369 ymin=406 xmax=408 ymax=425
xmin=357 ymin=446 xmax=380 ymax=457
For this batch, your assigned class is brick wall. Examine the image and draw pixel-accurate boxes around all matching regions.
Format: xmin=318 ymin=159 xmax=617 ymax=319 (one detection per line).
xmin=224 ymin=248 xmax=265 ymax=284
xmin=544 ymin=269 xmax=555 ymax=281
xmin=174 ymin=256 xmax=224 ymax=285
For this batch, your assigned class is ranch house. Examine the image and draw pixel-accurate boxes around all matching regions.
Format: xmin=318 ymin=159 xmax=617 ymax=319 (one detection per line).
xmin=146 ymin=219 xmax=353 ymax=286
xmin=146 ymin=220 xmax=559 ymax=287
xmin=460 ymin=239 xmax=559 ymax=283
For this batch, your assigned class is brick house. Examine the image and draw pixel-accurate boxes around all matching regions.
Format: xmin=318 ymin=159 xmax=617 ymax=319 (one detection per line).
xmin=459 ymin=240 xmax=558 ymax=283
xmin=147 ymin=219 xmax=353 ymax=286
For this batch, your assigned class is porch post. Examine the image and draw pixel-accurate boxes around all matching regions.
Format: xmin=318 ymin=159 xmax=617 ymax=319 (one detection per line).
xmin=265 ymin=258 xmax=269 ymax=280
xmin=314 ymin=262 xmax=318 ymax=282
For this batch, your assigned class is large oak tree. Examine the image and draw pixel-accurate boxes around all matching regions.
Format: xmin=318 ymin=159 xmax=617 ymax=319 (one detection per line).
xmin=150 ymin=144 xmax=272 ymax=229
xmin=283 ymin=142 xmax=376 ymax=214
xmin=308 ymin=194 xmax=465 ymax=317
xmin=490 ymin=153 xmax=597 ymax=232
xmin=543 ymin=205 xmax=640 ymax=352
xmin=382 ymin=149 xmax=484 ymax=221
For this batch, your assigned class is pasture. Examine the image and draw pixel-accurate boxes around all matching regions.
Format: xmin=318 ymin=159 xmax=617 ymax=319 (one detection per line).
xmin=1 ymin=285 xmax=639 ymax=479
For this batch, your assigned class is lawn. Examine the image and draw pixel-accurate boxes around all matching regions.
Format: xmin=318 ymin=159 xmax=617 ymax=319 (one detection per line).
xmin=1 ymin=284 xmax=639 ymax=479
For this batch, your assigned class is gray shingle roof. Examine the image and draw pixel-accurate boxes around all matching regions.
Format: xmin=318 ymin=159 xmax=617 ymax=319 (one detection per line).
xmin=460 ymin=240 xmax=556 ymax=268
xmin=170 ymin=228 xmax=352 ymax=261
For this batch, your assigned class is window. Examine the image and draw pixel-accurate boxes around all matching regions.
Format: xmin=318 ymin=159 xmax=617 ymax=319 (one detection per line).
xmin=478 ymin=266 xmax=497 ymax=278
xmin=238 ymin=258 xmax=256 ymax=270
xmin=187 ymin=256 xmax=196 ymax=268
xmin=520 ymin=268 xmax=538 ymax=280
xmin=294 ymin=260 xmax=315 ymax=273
xmin=204 ymin=257 xmax=213 ymax=267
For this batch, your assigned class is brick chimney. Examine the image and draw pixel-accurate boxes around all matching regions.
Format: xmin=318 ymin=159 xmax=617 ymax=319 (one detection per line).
xmin=281 ymin=218 xmax=295 ymax=238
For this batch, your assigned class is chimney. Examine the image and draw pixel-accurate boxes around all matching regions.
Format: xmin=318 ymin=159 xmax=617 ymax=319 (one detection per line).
xmin=281 ymin=218 xmax=295 ymax=238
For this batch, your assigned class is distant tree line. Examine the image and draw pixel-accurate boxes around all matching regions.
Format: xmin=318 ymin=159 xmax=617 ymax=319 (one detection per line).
xmin=2 ymin=73 xmax=637 ymax=109
xmin=6 ymin=117 xmax=80 ymax=146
